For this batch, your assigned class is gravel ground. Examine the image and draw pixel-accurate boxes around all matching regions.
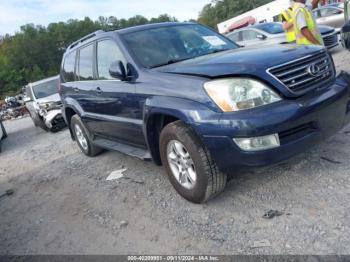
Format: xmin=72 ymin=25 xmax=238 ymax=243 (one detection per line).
xmin=1 ymin=46 xmax=350 ymax=255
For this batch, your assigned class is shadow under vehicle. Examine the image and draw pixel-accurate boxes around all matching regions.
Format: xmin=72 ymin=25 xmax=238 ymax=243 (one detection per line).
xmin=25 ymin=76 xmax=66 ymax=132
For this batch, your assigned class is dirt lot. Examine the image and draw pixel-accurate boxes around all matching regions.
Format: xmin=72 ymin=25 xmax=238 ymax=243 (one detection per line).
xmin=1 ymin=46 xmax=350 ymax=255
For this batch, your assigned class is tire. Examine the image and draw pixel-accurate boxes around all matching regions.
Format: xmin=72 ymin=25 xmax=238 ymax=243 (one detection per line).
xmin=70 ymin=115 xmax=102 ymax=157
xmin=159 ymin=121 xmax=227 ymax=203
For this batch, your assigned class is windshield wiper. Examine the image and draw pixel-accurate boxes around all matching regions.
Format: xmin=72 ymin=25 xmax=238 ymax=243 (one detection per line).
xmin=207 ymin=49 xmax=230 ymax=54
xmin=150 ymin=49 xmax=231 ymax=68
xmin=150 ymin=57 xmax=193 ymax=68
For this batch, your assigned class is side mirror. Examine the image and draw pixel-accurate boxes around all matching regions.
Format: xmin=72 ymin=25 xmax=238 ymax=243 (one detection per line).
xmin=24 ymin=96 xmax=32 ymax=103
xmin=257 ymin=34 xmax=267 ymax=40
xmin=109 ymin=61 xmax=126 ymax=80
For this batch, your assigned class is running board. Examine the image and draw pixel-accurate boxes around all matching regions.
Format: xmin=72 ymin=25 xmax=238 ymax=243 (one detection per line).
xmin=93 ymin=137 xmax=152 ymax=161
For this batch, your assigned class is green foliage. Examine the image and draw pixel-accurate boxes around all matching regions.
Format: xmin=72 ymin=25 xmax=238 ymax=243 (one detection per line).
xmin=198 ymin=0 xmax=273 ymax=29
xmin=0 ymin=14 xmax=177 ymax=98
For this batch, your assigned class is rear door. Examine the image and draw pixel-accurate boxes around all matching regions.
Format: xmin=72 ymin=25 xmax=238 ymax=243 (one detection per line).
xmin=61 ymin=48 xmax=96 ymax=115
xmin=88 ymin=38 xmax=146 ymax=147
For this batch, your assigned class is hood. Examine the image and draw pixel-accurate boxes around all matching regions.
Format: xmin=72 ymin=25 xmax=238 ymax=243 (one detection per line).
xmin=156 ymin=45 xmax=325 ymax=78
xmin=36 ymin=93 xmax=61 ymax=104
xmin=319 ymin=25 xmax=335 ymax=35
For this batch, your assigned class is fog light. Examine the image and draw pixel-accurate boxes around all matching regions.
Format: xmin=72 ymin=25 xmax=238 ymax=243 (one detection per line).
xmin=233 ymin=134 xmax=280 ymax=151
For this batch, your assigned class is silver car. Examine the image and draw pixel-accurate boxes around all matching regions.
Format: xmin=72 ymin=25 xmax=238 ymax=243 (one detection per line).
xmin=226 ymin=22 xmax=339 ymax=50
xmin=24 ymin=76 xmax=66 ymax=132
xmin=313 ymin=4 xmax=345 ymax=32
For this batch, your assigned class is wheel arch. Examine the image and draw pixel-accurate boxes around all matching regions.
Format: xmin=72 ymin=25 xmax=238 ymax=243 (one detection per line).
xmin=143 ymin=97 xmax=204 ymax=166
xmin=64 ymin=106 xmax=78 ymax=140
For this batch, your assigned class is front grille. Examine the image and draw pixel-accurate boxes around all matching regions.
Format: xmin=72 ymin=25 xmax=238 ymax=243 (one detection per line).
xmin=323 ymin=32 xmax=338 ymax=48
xmin=268 ymin=51 xmax=335 ymax=95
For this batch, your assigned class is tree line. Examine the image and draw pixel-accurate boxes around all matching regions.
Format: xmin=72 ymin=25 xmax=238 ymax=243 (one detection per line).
xmin=198 ymin=0 xmax=273 ymax=29
xmin=0 ymin=0 xmax=272 ymax=98
xmin=0 ymin=15 xmax=177 ymax=98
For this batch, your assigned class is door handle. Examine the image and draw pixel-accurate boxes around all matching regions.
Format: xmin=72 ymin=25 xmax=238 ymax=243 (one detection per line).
xmin=96 ymin=87 xmax=102 ymax=94
xmin=73 ymin=87 xmax=79 ymax=92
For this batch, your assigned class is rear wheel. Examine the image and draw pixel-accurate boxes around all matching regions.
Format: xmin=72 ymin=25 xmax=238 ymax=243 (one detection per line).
xmin=160 ymin=121 xmax=227 ymax=203
xmin=70 ymin=115 xmax=102 ymax=157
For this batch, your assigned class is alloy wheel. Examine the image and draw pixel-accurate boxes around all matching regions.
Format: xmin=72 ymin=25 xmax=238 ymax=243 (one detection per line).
xmin=166 ymin=140 xmax=197 ymax=190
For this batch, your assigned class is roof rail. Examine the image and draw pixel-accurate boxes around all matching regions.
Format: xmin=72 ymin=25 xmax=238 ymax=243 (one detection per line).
xmin=68 ymin=30 xmax=105 ymax=50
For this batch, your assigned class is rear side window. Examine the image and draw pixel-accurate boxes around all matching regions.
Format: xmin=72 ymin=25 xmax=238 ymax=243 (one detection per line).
xmin=62 ymin=51 xmax=76 ymax=82
xmin=97 ymin=40 xmax=126 ymax=80
xmin=78 ymin=44 xmax=94 ymax=81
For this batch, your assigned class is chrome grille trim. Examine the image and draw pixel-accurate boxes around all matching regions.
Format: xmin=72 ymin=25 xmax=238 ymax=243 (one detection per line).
xmin=267 ymin=50 xmax=335 ymax=95
xmin=322 ymin=32 xmax=338 ymax=49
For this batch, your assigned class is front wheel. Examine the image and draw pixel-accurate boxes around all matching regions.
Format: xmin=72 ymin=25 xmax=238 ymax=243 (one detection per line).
xmin=160 ymin=121 xmax=227 ymax=203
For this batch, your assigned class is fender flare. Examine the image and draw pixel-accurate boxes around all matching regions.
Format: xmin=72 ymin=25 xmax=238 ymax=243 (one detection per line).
xmin=62 ymin=97 xmax=85 ymax=139
xmin=142 ymin=96 xmax=217 ymax=164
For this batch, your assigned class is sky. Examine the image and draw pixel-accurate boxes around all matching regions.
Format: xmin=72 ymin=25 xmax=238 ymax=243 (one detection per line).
xmin=0 ymin=0 xmax=212 ymax=35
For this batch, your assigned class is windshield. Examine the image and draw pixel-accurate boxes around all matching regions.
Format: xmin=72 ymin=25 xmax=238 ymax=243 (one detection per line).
xmin=253 ymin=23 xmax=284 ymax=34
xmin=122 ymin=24 xmax=238 ymax=68
xmin=32 ymin=78 xmax=59 ymax=99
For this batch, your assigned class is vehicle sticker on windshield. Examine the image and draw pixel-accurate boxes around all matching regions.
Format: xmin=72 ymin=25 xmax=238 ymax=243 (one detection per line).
xmin=202 ymin=36 xmax=226 ymax=46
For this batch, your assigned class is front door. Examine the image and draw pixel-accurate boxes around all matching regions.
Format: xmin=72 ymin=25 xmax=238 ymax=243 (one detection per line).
xmin=87 ymin=39 xmax=146 ymax=147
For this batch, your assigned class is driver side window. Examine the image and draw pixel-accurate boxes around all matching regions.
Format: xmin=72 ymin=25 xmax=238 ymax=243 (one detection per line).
xmin=97 ymin=40 xmax=126 ymax=80
xmin=228 ymin=32 xmax=240 ymax=42
xmin=241 ymin=30 xmax=259 ymax=41
xmin=320 ymin=8 xmax=341 ymax=17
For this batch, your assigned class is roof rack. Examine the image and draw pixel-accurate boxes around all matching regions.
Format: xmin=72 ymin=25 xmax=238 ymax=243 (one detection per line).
xmin=68 ymin=30 xmax=105 ymax=50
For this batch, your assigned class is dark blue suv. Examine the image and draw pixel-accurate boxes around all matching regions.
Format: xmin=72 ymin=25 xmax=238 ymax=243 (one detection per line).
xmin=60 ymin=22 xmax=350 ymax=203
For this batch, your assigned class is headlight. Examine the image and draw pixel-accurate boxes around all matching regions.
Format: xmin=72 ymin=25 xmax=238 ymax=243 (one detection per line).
xmin=38 ymin=103 xmax=51 ymax=116
xmin=39 ymin=102 xmax=55 ymax=111
xmin=204 ymin=78 xmax=281 ymax=112
xmin=40 ymin=102 xmax=51 ymax=109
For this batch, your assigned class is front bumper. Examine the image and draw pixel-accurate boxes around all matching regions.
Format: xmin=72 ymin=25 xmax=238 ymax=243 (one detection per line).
xmin=195 ymin=73 xmax=350 ymax=174
xmin=44 ymin=109 xmax=65 ymax=130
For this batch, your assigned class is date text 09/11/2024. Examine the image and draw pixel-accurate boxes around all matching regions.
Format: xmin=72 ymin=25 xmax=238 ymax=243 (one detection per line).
xmin=127 ymin=256 xmax=220 ymax=261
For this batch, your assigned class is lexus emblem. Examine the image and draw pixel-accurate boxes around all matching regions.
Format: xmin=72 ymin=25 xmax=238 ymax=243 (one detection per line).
xmin=307 ymin=63 xmax=322 ymax=77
